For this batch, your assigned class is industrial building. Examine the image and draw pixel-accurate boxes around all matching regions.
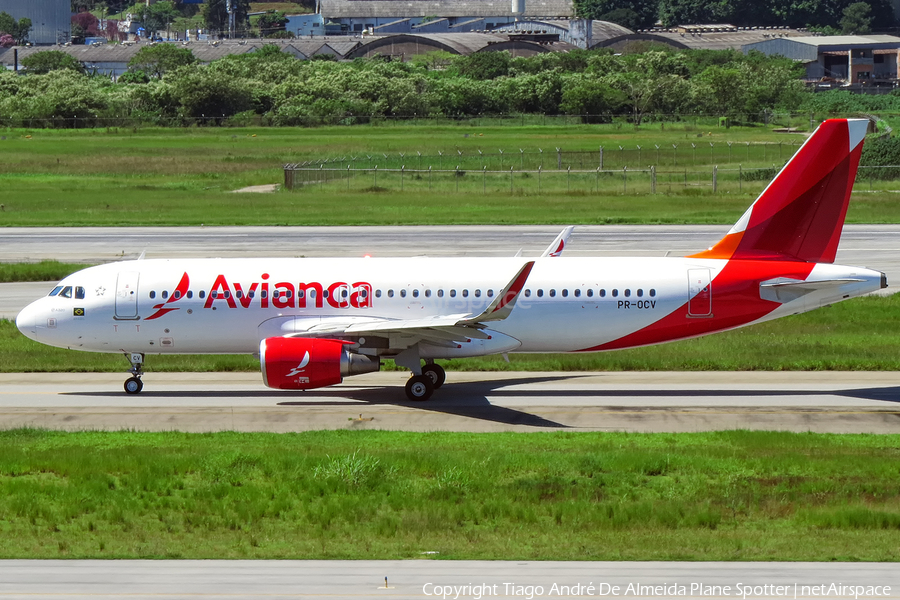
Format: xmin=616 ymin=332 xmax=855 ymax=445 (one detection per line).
xmin=0 ymin=0 xmax=70 ymax=45
xmin=594 ymin=24 xmax=807 ymax=52
xmin=743 ymin=35 xmax=900 ymax=85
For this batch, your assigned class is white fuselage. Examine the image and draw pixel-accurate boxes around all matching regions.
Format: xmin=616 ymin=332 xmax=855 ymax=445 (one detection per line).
xmin=15 ymin=256 xmax=884 ymax=358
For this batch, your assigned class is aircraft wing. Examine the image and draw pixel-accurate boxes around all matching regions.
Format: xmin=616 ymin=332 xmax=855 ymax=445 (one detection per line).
xmin=280 ymin=261 xmax=535 ymax=346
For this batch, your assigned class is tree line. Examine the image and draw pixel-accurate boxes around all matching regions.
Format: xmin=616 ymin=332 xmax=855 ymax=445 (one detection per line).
xmin=0 ymin=45 xmax=878 ymax=127
xmin=575 ymin=0 xmax=891 ymax=31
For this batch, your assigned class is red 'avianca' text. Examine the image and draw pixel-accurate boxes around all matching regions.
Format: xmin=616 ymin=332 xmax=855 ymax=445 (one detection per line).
xmin=204 ymin=274 xmax=373 ymax=310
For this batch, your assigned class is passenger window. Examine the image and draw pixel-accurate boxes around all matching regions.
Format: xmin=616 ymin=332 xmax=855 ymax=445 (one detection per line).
xmin=650 ymin=289 xmax=656 ymax=297
xmin=388 ymin=290 xmax=394 ymax=298
xmin=549 ymin=289 xmax=556 ymax=297
xmin=248 ymin=291 xmax=254 ymax=299
xmin=524 ymin=289 xmax=531 ymax=297
xmin=75 ymin=287 xmax=85 ymax=299
xmin=624 ymin=289 xmax=631 ymax=297
xmin=462 ymin=290 xmax=469 ymax=298
xmin=376 ymin=290 xmax=382 ymax=298
xmin=424 ymin=289 xmax=431 ymax=298
xmin=437 ymin=290 xmax=444 ymax=298
xmin=537 ymin=289 xmax=543 ymax=298
xmin=474 ymin=289 xmax=481 ymax=298
xmin=49 ymin=286 xmax=63 ymax=297
xmin=400 ymin=289 xmax=407 ymax=298
xmin=412 ymin=289 xmax=419 ymax=298
xmin=342 ymin=289 xmax=349 ymax=298
xmin=174 ymin=291 xmax=181 ymax=300
xmin=360 ymin=289 xmax=368 ymax=298
xmin=162 ymin=291 xmax=169 ymax=299
xmin=149 ymin=291 xmax=156 ymax=300
xmin=487 ymin=290 xmax=494 ymax=297
xmin=298 ymin=290 xmax=305 ymax=298
xmin=60 ymin=286 xmax=72 ymax=299
xmin=199 ymin=291 xmax=206 ymax=299
xmin=187 ymin=291 xmax=193 ymax=299
xmin=574 ymin=289 xmax=580 ymax=297
xmin=235 ymin=290 xmax=243 ymax=299
xmin=562 ymin=289 xmax=568 ymax=298
xmin=637 ymin=289 xmax=643 ymax=297
xmin=450 ymin=290 xmax=457 ymax=298
xmin=322 ymin=290 xmax=329 ymax=299
xmin=612 ymin=289 xmax=618 ymax=297
xmin=599 ymin=289 xmax=606 ymax=297
xmin=587 ymin=289 xmax=593 ymax=297
xmin=260 ymin=291 xmax=266 ymax=299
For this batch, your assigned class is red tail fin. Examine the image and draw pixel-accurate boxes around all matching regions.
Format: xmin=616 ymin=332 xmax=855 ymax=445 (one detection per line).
xmin=691 ymin=118 xmax=869 ymax=263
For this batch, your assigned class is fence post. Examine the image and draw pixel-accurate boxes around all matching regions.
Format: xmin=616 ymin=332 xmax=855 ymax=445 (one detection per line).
xmin=650 ymin=165 xmax=656 ymax=194
xmin=347 ymin=165 xmax=351 ymax=191
xmin=374 ymin=165 xmax=377 ymax=188
xmin=567 ymin=166 xmax=571 ymax=192
xmin=739 ymin=164 xmax=742 ymax=192
xmin=456 ymin=166 xmax=460 ymax=193
xmin=510 ymin=166 xmax=514 ymax=193
xmin=713 ymin=165 xmax=717 ymax=194
xmin=401 ymin=165 xmax=404 ymax=191
xmin=623 ymin=166 xmax=627 ymax=194
xmin=429 ymin=165 xmax=432 ymax=191
xmin=483 ymin=166 xmax=486 ymax=194
xmin=557 ymin=148 xmax=561 ymax=170
xmin=599 ymin=147 xmax=603 ymax=170
xmin=539 ymin=166 xmax=542 ymax=193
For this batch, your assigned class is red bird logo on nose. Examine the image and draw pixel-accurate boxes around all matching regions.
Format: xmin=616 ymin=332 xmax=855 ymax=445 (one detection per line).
xmin=144 ymin=273 xmax=190 ymax=320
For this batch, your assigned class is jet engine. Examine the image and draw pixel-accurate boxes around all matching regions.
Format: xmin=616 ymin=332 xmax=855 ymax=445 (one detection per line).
xmin=260 ymin=337 xmax=380 ymax=390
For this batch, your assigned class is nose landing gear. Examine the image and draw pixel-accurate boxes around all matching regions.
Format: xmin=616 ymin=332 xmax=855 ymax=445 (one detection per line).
xmin=124 ymin=352 xmax=144 ymax=394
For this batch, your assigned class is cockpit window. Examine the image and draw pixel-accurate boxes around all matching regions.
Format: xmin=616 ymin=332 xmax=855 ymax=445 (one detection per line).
xmin=75 ymin=286 xmax=85 ymax=299
xmin=60 ymin=286 xmax=73 ymax=299
xmin=48 ymin=286 xmax=63 ymax=297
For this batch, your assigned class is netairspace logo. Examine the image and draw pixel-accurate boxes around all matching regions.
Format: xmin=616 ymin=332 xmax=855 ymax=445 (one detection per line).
xmin=421 ymin=582 xmax=893 ymax=600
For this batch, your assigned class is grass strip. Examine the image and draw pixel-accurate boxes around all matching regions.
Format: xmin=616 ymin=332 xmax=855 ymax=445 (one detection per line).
xmin=3 ymin=295 xmax=899 ymax=372
xmin=0 ymin=261 xmax=91 ymax=283
xmin=2 ymin=125 xmax=900 ymax=225
xmin=0 ymin=429 xmax=898 ymax=560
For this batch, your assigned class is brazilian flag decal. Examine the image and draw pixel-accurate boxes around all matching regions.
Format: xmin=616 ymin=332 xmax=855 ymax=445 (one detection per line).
xmin=74 ymin=308 xmax=85 ymax=317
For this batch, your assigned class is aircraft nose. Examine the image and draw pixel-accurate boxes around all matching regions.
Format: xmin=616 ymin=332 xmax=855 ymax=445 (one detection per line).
xmin=15 ymin=303 xmax=38 ymax=341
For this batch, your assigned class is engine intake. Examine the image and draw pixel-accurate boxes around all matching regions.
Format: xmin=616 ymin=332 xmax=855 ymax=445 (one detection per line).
xmin=260 ymin=337 xmax=380 ymax=390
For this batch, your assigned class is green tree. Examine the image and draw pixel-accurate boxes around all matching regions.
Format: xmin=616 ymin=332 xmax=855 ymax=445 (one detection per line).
xmin=170 ymin=66 xmax=253 ymax=122
xmin=128 ymin=44 xmax=197 ymax=79
xmin=203 ymin=0 xmax=251 ymax=36
xmin=257 ymin=10 xmax=288 ymax=36
xmin=841 ymin=2 xmax=872 ymax=33
xmin=0 ymin=12 xmax=31 ymax=45
xmin=140 ymin=1 xmax=180 ymax=37
xmin=456 ymin=51 xmax=510 ymax=81
xmin=575 ymin=0 xmax=658 ymax=29
xmin=21 ymin=51 xmax=86 ymax=75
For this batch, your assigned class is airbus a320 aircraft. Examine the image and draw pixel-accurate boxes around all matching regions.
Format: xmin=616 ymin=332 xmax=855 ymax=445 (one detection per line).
xmin=16 ymin=119 xmax=887 ymax=401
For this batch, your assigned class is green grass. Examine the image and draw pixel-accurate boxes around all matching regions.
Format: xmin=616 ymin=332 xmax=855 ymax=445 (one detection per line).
xmin=3 ymin=295 xmax=899 ymax=372
xmin=0 ymin=261 xmax=92 ymax=283
xmin=2 ymin=124 xmax=900 ymax=225
xmin=0 ymin=429 xmax=898 ymax=560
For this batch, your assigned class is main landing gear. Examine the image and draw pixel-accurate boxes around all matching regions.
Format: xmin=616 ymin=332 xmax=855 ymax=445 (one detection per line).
xmin=124 ymin=352 xmax=144 ymax=395
xmin=404 ymin=361 xmax=446 ymax=402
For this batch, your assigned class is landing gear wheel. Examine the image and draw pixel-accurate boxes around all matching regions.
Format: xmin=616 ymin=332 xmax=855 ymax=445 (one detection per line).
xmin=422 ymin=363 xmax=446 ymax=389
xmin=405 ymin=375 xmax=434 ymax=401
xmin=124 ymin=376 xmax=143 ymax=395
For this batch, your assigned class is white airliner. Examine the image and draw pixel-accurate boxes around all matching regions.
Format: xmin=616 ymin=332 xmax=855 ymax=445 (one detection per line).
xmin=16 ymin=119 xmax=887 ymax=400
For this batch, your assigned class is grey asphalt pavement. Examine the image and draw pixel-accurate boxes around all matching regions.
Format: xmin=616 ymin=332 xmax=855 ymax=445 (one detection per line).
xmin=1 ymin=371 xmax=898 ymax=433
xmin=0 ymin=560 xmax=896 ymax=599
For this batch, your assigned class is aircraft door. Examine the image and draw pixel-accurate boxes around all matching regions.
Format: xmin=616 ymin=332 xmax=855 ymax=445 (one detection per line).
xmin=687 ymin=268 xmax=712 ymax=317
xmin=115 ymin=271 xmax=140 ymax=320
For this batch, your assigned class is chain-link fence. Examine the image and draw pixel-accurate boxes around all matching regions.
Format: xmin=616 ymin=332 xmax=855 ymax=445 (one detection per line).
xmin=284 ymin=164 xmax=898 ymax=195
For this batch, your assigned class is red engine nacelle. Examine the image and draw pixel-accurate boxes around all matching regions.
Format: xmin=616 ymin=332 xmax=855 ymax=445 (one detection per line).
xmin=259 ymin=337 xmax=379 ymax=390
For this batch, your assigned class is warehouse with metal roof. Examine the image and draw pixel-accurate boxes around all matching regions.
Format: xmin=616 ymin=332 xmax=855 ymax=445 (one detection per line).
xmin=743 ymin=35 xmax=900 ymax=84
xmin=0 ymin=0 xmax=70 ymax=45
